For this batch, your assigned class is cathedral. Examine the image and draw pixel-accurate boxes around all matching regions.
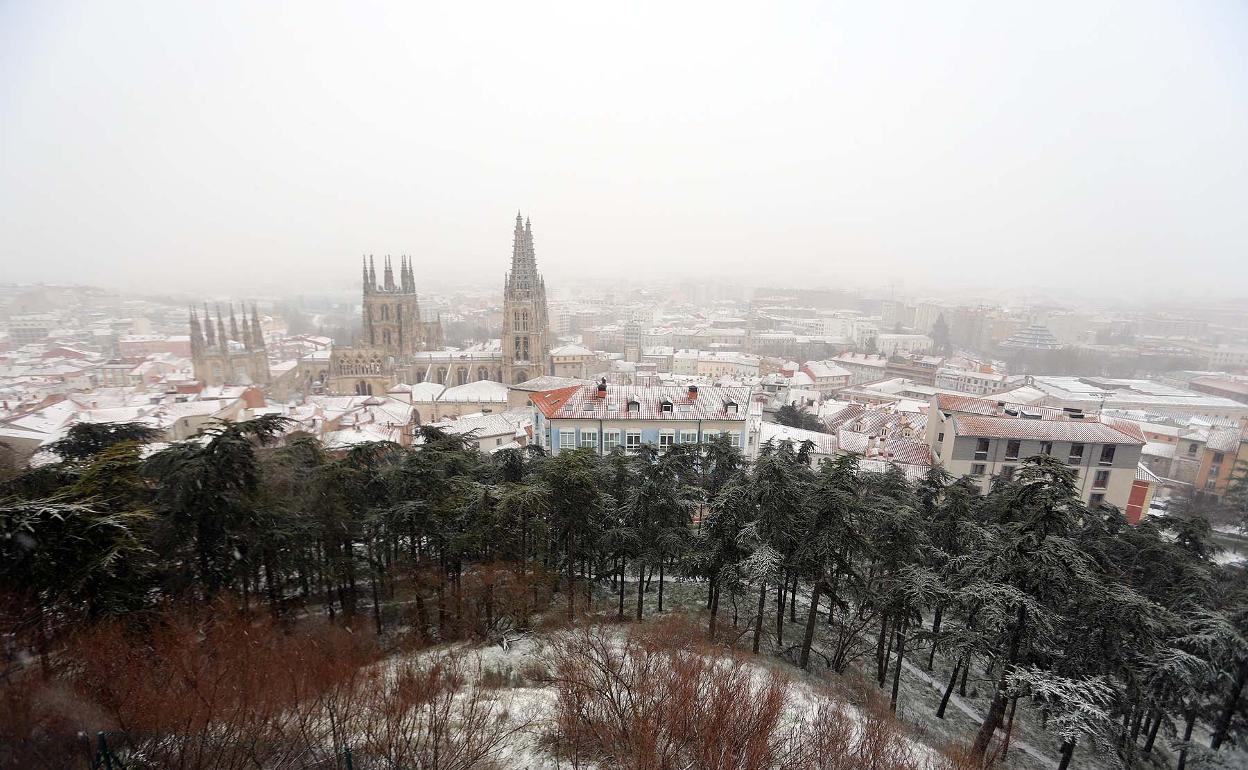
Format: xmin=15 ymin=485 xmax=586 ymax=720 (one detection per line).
xmin=324 ymin=212 xmax=552 ymax=395
xmin=500 ymin=214 xmax=550 ymax=384
xmin=190 ymin=304 xmax=271 ymax=386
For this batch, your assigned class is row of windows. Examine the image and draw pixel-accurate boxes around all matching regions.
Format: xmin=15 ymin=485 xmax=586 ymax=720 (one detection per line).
xmin=973 ymin=438 xmax=1115 ymax=466
xmin=969 ymin=463 xmax=1113 ymax=489
xmin=557 ymin=429 xmax=740 ymax=451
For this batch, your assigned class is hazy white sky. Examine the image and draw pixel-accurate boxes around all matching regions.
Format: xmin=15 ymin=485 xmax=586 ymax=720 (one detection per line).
xmin=2 ymin=1 xmax=1246 ymax=298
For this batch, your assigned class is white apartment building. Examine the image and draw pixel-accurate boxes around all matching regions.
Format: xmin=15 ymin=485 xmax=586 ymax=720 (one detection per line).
xmin=934 ymin=366 xmax=1009 ymax=396
xmin=531 ymin=382 xmax=755 ymax=455
xmin=875 ymin=333 xmax=933 ymax=357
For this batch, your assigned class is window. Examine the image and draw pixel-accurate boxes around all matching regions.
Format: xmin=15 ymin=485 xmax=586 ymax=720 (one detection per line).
xmin=680 ymin=430 xmax=698 ymax=444
xmin=1187 ymin=443 xmax=1198 ymax=456
xmin=1000 ymin=465 xmax=1015 ymax=480
xmin=1213 ymin=452 xmax=1225 ymax=464
xmin=1099 ymin=445 xmax=1116 ymax=466
xmin=1005 ymin=439 xmax=1020 ymax=461
xmin=971 ymin=463 xmax=986 ymax=477
xmin=659 ymin=431 xmax=674 ymax=450
xmin=1039 ymin=442 xmax=1053 ymax=456
xmin=627 ymin=400 xmax=640 ymax=413
xmin=1093 ymin=470 xmax=1110 ymax=489
xmin=603 ymin=431 xmax=620 ymax=452
xmin=580 ymin=432 xmax=598 ymax=450
xmin=1068 ymin=443 xmax=1085 ymax=465
xmin=559 ymin=430 xmax=575 ymax=449
xmin=1090 ymin=493 xmax=1105 ymax=507
xmin=937 ymin=432 xmax=944 ymax=443
xmin=625 ymin=431 xmax=642 ymax=452
xmin=974 ymin=438 xmax=990 ymax=461
xmin=661 ymin=400 xmax=673 ymax=413
xmin=725 ymin=400 xmax=739 ymax=414
xmin=728 ymin=433 xmax=741 ymax=448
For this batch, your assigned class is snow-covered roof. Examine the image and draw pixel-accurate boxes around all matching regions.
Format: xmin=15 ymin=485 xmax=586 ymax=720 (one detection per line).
xmin=439 ymin=379 xmax=508 ymax=403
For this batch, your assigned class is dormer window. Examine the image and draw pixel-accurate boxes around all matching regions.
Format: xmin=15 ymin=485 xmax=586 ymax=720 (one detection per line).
xmin=627 ymin=399 xmax=640 ymax=413
xmin=661 ymin=399 xmax=673 ymax=413
xmin=724 ymin=400 xmax=739 ymax=414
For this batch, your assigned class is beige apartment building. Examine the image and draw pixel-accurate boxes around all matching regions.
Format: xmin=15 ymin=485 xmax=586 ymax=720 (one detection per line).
xmin=926 ymin=394 xmax=1146 ymax=509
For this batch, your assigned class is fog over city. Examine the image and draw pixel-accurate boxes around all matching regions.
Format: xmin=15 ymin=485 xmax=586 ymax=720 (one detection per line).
xmin=9 ymin=4 xmax=1248 ymax=769
xmin=3 ymin=1 xmax=1247 ymax=299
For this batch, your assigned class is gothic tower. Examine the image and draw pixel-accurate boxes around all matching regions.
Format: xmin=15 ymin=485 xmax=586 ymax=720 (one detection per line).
xmin=361 ymin=254 xmax=441 ymax=357
xmin=501 ymin=213 xmax=550 ymax=384
xmin=189 ymin=302 xmax=270 ymax=386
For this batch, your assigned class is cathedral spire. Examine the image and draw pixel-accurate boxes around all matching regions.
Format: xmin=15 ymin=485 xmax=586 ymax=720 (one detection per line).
xmin=383 ymin=255 xmax=395 ymax=291
xmin=362 ymin=255 xmax=371 ymax=295
xmin=229 ymin=304 xmax=240 ymax=342
xmin=215 ymin=306 xmax=228 ymax=352
xmin=189 ymin=307 xmax=204 ymax=354
xmin=250 ymin=304 xmax=265 ymax=350
xmin=368 ymin=255 xmax=377 ymax=291
xmin=203 ymin=303 xmax=216 ymax=346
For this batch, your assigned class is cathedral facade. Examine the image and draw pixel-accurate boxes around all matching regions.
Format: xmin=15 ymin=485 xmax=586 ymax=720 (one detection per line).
xmin=190 ymin=304 xmax=271 ymax=386
xmin=324 ymin=213 xmax=553 ymax=396
xmin=361 ymin=254 xmax=444 ymax=355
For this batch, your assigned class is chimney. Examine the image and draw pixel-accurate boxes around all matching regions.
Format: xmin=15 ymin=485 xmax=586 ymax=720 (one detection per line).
xmin=688 ymin=384 xmax=699 ymax=399
xmin=595 ymin=378 xmax=607 ymax=399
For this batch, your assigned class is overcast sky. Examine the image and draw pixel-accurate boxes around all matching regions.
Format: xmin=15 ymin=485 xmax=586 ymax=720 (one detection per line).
xmin=2 ymin=1 xmax=1246 ymax=300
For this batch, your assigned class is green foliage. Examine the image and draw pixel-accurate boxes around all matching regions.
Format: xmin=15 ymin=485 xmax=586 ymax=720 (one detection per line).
xmin=773 ymin=404 xmax=825 ymax=433
xmin=5 ymin=414 xmax=1248 ymax=763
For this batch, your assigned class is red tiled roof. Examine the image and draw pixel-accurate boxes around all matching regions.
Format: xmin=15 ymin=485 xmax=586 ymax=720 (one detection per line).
xmin=885 ymin=438 xmax=933 ymax=466
xmin=953 ymin=415 xmax=1145 ymax=445
xmin=935 ymin=394 xmax=999 ymax=415
xmin=537 ymin=384 xmax=753 ymax=422
xmin=529 ymin=386 xmax=582 ymax=419
xmin=935 ymin=393 xmax=1066 ymax=420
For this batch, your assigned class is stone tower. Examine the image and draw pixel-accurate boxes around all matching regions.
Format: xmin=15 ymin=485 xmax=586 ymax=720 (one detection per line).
xmin=360 ymin=255 xmax=442 ymax=356
xmin=501 ymin=213 xmax=550 ymax=384
xmin=190 ymin=303 xmax=270 ymax=386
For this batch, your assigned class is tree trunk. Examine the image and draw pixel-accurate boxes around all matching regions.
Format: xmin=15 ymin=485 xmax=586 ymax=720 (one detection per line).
xmin=789 ymin=572 xmax=799 ymax=623
xmin=889 ymin=615 xmax=907 ymax=712
xmin=1142 ymin=708 xmax=1162 ymax=754
xmin=1057 ymin=739 xmax=1075 ymax=770
xmin=1212 ymin=656 xmax=1248 ymax=750
xmin=799 ymin=581 xmax=823 ymax=670
xmin=618 ymin=557 xmax=626 ymax=620
xmin=1176 ymin=708 xmax=1196 ymax=770
xmin=369 ymin=561 xmax=383 ymax=636
xmin=263 ymin=552 xmax=280 ymax=619
xmin=937 ymin=659 xmax=961 ymax=719
xmin=959 ymin=655 xmax=970 ymax=697
xmin=971 ymin=604 xmax=1026 ymax=757
xmin=636 ymin=561 xmax=645 ymax=620
xmin=775 ymin=574 xmax=787 ymax=646
xmin=1000 ymin=696 xmax=1018 ymax=759
xmin=658 ymin=559 xmax=665 ymax=613
xmin=708 ymin=583 xmax=720 ymax=639
xmin=752 ymin=581 xmax=767 ymax=654
xmin=875 ymin=610 xmax=891 ymax=687
xmin=566 ymin=531 xmax=576 ymax=620
xmin=926 ymin=604 xmax=943 ymax=671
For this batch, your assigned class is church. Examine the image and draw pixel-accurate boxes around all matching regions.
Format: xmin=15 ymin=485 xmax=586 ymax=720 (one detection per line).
xmin=189 ymin=303 xmax=271 ymax=386
xmin=325 ymin=212 xmax=552 ymax=395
